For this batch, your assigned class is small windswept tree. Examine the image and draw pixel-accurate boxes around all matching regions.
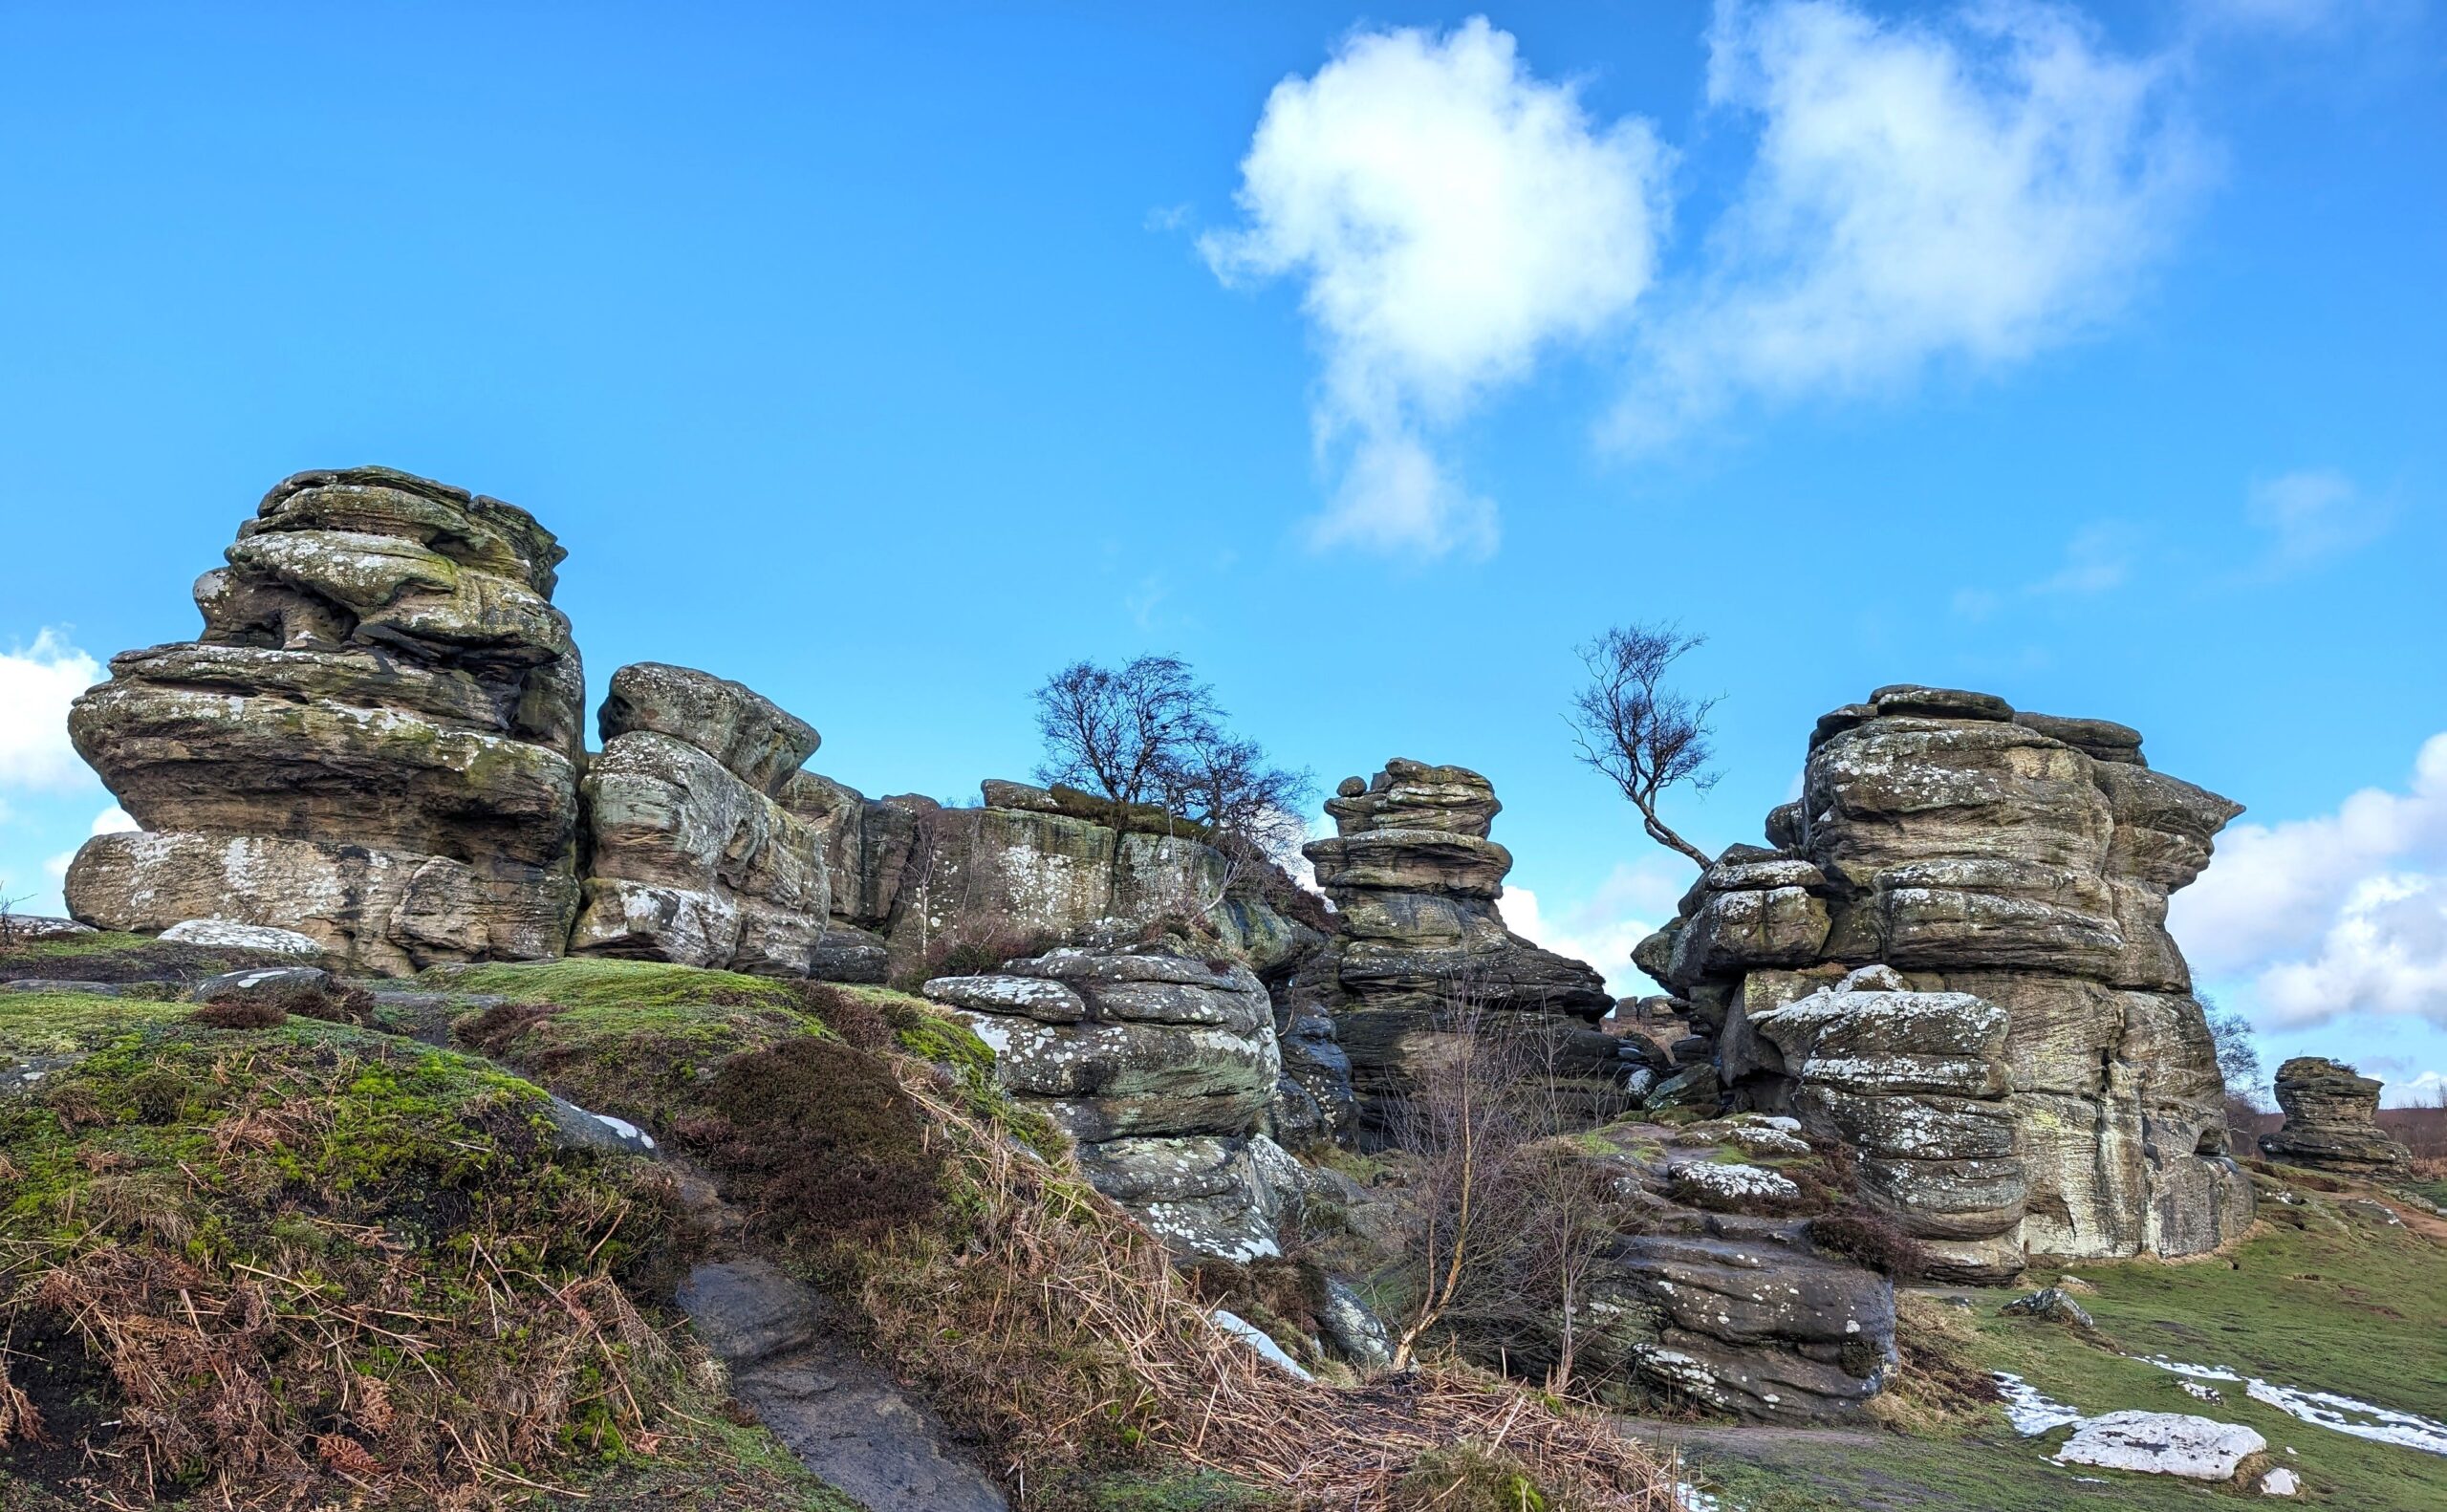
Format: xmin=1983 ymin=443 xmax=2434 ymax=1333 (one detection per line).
xmin=1030 ymin=655 xmax=1312 ymax=886
xmin=1566 ymin=622 xmax=1721 ymax=869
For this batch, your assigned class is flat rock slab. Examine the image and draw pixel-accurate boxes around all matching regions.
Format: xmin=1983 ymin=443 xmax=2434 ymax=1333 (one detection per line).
xmin=677 ymin=1259 xmax=1006 ymax=1512
xmin=158 ymin=919 xmax=325 ymax=955
xmin=2056 ymin=1411 xmax=2265 ymax=1480
xmin=193 ymin=965 xmax=330 ymax=1002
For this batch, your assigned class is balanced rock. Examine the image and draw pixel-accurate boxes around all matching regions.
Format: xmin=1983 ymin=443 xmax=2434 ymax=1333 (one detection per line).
xmin=926 ymin=947 xmax=1290 ymax=1260
xmin=2260 ymin=1057 xmax=2412 ymax=1176
xmin=1640 ymin=687 xmax=2252 ymax=1273
xmin=1301 ymin=760 xmax=1613 ymax=1138
xmin=570 ymin=664 xmax=830 ymax=976
xmin=66 ymin=467 xmax=584 ymax=974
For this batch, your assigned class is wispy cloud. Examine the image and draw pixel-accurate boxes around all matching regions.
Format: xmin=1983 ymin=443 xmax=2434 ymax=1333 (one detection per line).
xmin=1505 ymin=861 xmax=1690 ymax=995
xmin=1203 ymin=17 xmax=1670 ymax=558
xmin=2241 ymin=467 xmax=2392 ymax=576
xmin=1954 ymin=520 xmax=2136 ymax=617
xmin=1614 ymin=0 xmax=2205 ymax=447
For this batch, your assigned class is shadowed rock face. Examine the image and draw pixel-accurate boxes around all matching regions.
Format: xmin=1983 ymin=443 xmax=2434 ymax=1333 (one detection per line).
xmin=925 ymin=947 xmax=1293 ymax=1262
xmin=1640 ymin=686 xmax=2253 ymax=1273
xmin=1300 ymin=760 xmax=1614 ymax=1138
xmin=2261 ymin=1057 xmax=2412 ymax=1176
xmin=65 ymin=467 xmax=584 ymax=974
xmin=569 ymin=664 xmax=831 ymax=976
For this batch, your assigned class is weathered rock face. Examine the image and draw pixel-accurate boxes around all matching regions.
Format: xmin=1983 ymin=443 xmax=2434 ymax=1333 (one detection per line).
xmin=66 ymin=467 xmax=584 ymax=975
xmin=1301 ymin=760 xmax=1613 ymax=1136
xmin=570 ymin=664 xmax=830 ymax=976
xmin=782 ymin=778 xmax=1320 ymax=986
xmin=925 ymin=948 xmax=1292 ymax=1261
xmin=2260 ymin=1057 xmax=2412 ymax=1176
xmin=1641 ymin=686 xmax=2252 ymax=1272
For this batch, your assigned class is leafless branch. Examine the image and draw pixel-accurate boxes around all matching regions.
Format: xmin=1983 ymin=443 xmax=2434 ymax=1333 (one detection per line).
xmin=1566 ymin=623 xmax=1721 ymax=869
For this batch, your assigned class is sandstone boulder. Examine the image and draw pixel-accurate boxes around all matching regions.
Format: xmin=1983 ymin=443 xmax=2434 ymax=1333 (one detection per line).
xmin=2260 ymin=1057 xmax=2412 ymax=1176
xmin=571 ymin=668 xmax=829 ymax=976
xmin=925 ymin=948 xmax=1287 ymax=1260
xmin=1302 ymin=760 xmax=1613 ymax=1138
xmin=1637 ymin=687 xmax=2251 ymax=1271
xmin=66 ymin=467 xmax=584 ymax=974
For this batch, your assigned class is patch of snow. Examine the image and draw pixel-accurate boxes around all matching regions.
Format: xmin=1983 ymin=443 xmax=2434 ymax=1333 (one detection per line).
xmin=593 ymin=1112 xmax=656 ymax=1151
xmin=1210 ymin=1308 xmax=1310 ymax=1380
xmin=2260 ymin=1467 xmax=2301 ymax=1496
xmin=1994 ymin=1372 xmax=2086 ymax=1435
xmin=2140 ymin=1358 xmax=2447 ymax=1458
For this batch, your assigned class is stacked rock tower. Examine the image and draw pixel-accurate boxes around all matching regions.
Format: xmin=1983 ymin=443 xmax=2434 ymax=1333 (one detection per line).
xmin=1638 ymin=685 xmax=2253 ymax=1273
xmin=66 ymin=467 xmax=585 ymax=975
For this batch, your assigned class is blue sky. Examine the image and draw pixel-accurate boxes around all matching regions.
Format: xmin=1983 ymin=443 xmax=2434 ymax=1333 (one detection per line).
xmin=2 ymin=2 xmax=2440 ymax=1099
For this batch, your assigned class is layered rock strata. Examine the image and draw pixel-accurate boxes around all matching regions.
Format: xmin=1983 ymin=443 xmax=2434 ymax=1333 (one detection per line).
xmin=1299 ymin=760 xmax=1613 ymax=1136
xmin=925 ymin=948 xmax=1291 ymax=1261
xmin=1640 ymin=685 xmax=2252 ymax=1269
xmin=783 ymin=778 xmax=1319 ymax=986
xmin=569 ymin=663 xmax=831 ymax=975
xmin=2259 ymin=1057 xmax=2412 ymax=1176
xmin=66 ymin=467 xmax=584 ymax=975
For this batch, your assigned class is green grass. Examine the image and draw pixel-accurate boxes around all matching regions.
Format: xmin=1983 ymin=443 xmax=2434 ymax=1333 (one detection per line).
xmin=430 ymin=956 xmax=804 ymax=1011
xmin=0 ymin=990 xmax=188 ymax=1057
xmin=1672 ymin=1177 xmax=2447 ymax=1511
xmin=0 ymin=929 xmax=153 ymax=961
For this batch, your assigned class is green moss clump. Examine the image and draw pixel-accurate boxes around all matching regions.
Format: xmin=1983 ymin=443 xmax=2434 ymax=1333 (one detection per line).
xmin=1394 ymin=1445 xmax=1548 ymax=1511
xmin=0 ymin=991 xmax=187 ymax=1058
xmin=429 ymin=956 xmax=802 ymax=1011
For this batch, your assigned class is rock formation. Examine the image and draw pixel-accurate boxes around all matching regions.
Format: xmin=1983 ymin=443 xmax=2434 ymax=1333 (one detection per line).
xmin=2260 ymin=1057 xmax=2412 ymax=1177
xmin=65 ymin=467 xmax=585 ymax=975
xmin=569 ymin=663 xmax=832 ymax=975
xmin=781 ymin=777 xmax=1320 ymax=987
xmin=924 ymin=946 xmax=1293 ymax=1261
xmin=1640 ymin=685 xmax=2252 ymax=1272
xmin=1298 ymin=759 xmax=1613 ymax=1137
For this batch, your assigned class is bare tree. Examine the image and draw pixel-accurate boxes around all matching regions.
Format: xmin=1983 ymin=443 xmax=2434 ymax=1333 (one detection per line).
xmin=0 ymin=886 xmax=32 ymax=949
xmin=1032 ymin=655 xmax=1212 ymax=810
xmin=1567 ymin=623 xmax=1722 ymax=870
xmin=1031 ymin=654 xmax=1312 ymax=894
xmin=2202 ymin=992 xmax=2263 ymax=1104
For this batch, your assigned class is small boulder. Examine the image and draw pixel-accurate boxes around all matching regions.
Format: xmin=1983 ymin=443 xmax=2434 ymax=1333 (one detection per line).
xmin=192 ymin=965 xmax=331 ymax=1003
xmin=2055 ymin=1411 xmax=2265 ymax=1480
xmin=2000 ymin=1286 xmax=2096 ymax=1329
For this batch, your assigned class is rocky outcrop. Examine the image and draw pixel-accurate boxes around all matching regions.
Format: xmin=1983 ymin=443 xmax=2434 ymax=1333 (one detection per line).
xmin=925 ymin=947 xmax=1292 ymax=1261
xmin=1641 ymin=686 xmax=2252 ymax=1273
xmin=783 ymin=778 xmax=1321 ymax=986
xmin=1728 ymin=963 xmax=2027 ymax=1283
xmin=65 ymin=467 xmax=584 ymax=975
xmin=1300 ymin=760 xmax=1613 ymax=1136
xmin=2260 ymin=1057 xmax=2412 ymax=1176
xmin=569 ymin=663 xmax=831 ymax=975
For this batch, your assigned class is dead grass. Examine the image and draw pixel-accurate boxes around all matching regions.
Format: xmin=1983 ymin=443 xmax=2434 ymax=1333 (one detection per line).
xmin=1864 ymin=1291 xmax=2001 ymax=1433
xmin=847 ymin=1058 xmax=1681 ymax=1509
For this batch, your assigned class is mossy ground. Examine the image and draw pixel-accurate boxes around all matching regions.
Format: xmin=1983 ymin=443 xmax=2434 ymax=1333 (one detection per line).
xmin=0 ymin=988 xmax=858 ymax=1510
xmin=1670 ymin=1174 xmax=2447 ymax=1511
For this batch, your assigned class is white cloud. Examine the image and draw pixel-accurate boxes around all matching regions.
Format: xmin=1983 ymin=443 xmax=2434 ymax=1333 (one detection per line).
xmin=0 ymin=629 xmax=103 ymax=791
xmin=2244 ymin=467 xmax=2390 ymax=573
xmin=90 ymin=805 xmax=136 ymax=836
xmin=1617 ymin=0 xmax=2202 ymax=445
xmin=2381 ymin=1069 xmax=2446 ymax=1109
xmin=1505 ymin=861 xmax=1690 ymax=996
xmin=1204 ymin=16 xmax=1669 ymax=557
xmin=2174 ymin=732 xmax=2447 ymax=1029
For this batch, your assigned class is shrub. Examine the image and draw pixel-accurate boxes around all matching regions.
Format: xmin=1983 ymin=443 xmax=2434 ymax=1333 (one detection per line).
xmin=678 ymin=1037 xmax=945 ymax=1255
xmin=188 ymin=999 xmax=288 ymax=1029
xmin=1808 ymin=1210 xmax=1929 ymax=1281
